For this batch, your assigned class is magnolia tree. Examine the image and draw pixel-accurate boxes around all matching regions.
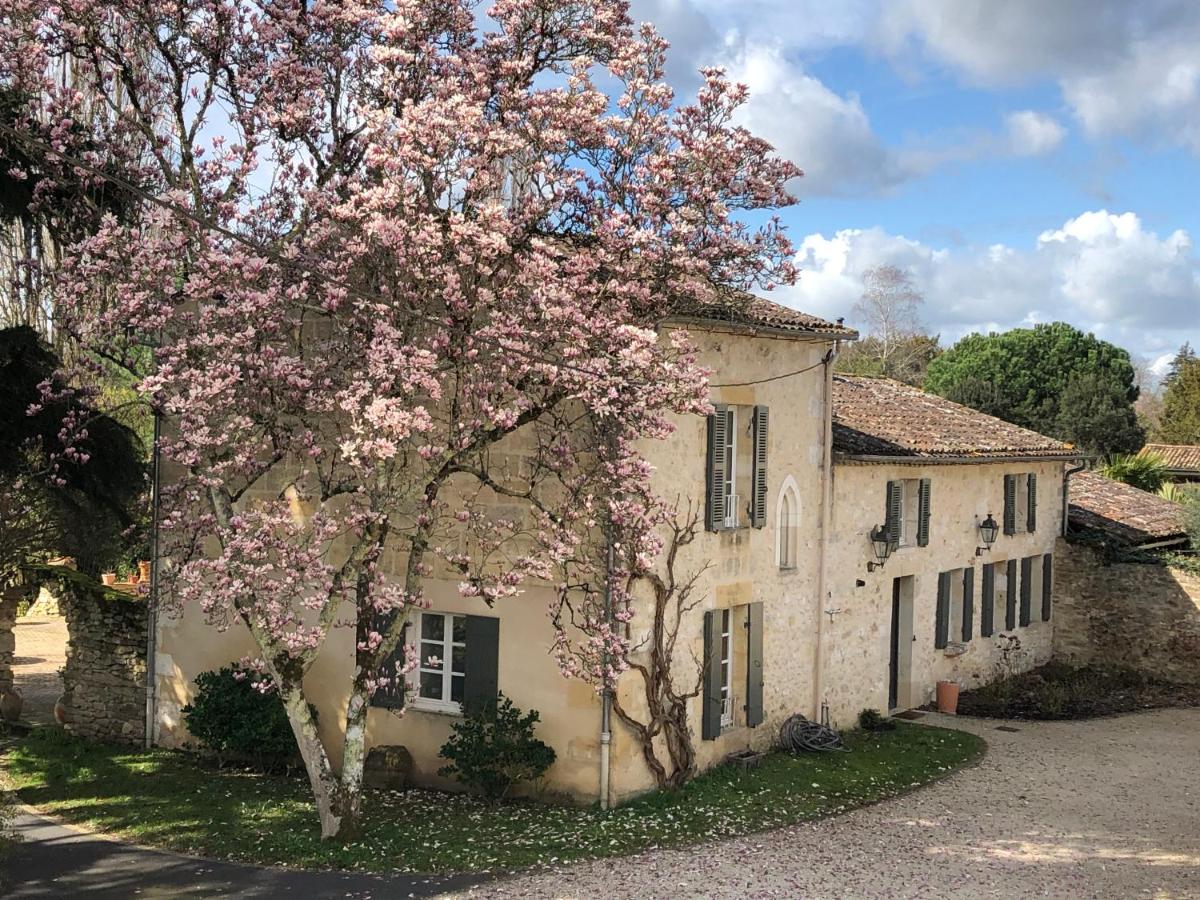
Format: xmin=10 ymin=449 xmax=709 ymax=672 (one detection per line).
xmin=2 ymin=0 xmax=799 ymax=837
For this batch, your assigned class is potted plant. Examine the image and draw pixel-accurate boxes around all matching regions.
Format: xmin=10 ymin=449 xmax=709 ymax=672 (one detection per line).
xmin=101 ymin=572 xmax=117 ymax=586
xmin=936 ymin=680 xmax=961 ymax=715
xmin=138 ymin=560 xmax=152 ymax=582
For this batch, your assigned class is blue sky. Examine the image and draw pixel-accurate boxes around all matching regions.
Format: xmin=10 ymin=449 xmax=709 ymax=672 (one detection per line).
xmin=632 ymin=0 xmax=1200 ymax=377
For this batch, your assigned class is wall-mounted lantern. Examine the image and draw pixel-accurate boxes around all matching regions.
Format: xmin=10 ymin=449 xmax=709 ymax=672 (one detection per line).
xmin=867 ymin=523 xmax=894 ymax=571
xmin=976 ymin=513 xmax=999 ymax=556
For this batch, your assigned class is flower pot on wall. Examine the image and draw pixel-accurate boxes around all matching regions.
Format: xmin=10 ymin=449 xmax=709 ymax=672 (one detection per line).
xmin=101 ymin=573 xmax=117 ymax=586
xmin=936 ymin=680 xmax=960 ymax=715
xmin=138 ymin=560 xmax=152 ymax=582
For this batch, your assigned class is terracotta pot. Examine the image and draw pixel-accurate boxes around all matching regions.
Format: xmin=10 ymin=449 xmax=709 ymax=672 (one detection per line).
xmin=54 ymin=695 xmax=67 ymax=725
xmin=936 ymin=680 xmax=960 ymax=715
xmin=0 ymin=689 xmax=23 ymax=722
xmin=101 ymin=572 xmax=117 ymax=586
xmin=138 ymin=560 xmax=152 ymax=582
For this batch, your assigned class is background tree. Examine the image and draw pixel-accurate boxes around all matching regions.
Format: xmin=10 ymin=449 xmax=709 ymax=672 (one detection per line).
xmin=1163 ymin=343 xmax=1196 ymax=388
xmin=2 ymin=0 xmax=799 ymax=839
xmin=1156 ymin=351 xmax=1200 ymax=444
xmin=924 ymin=322 xmax=1143 ymax=457
xmin=839 ymin=264 xmax=936 ymax=383
xmin=1133 ymin=357 xmax=1165 ymax=436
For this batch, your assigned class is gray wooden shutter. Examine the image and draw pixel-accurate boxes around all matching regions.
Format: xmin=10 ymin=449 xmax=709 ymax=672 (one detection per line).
xmin=463 ymin=615 xmax=499 ymax=716
xmin=370 ymin=616 xmax=406 ymax=709
xmin=705 ymin=408 xmax=729 ymax=532
xmin=1005 ymin=558 xmax=1018 ymax=629
xmin=961 ymin=567 xmax=974 ymax=642
xmin=745 ymin=602 xmax=764 ymax=727
xmin=1019 ymin=557 xmax=1032 ymax=626
xmin=1003 ymin=475 xmax=1017 ymax=535
xmin=1026 ymin=473 xmax=1038 ymax=533
xmin=981 ymin=563 xmax=995 ymax=637
xmin=1042 ymin=553 xmax=1053 ymax=621
xmin=701 ymin=610 xmax=723 ymax=740
xmin=750 ymin=406 xmax=769 ymax=529
xmin=935 ymin=572 xmax=950 ymax=649
xmin=886 ymin=481 xmax=902 ymax=546
xmin=917 ymin=478 xmax=932 ymax=547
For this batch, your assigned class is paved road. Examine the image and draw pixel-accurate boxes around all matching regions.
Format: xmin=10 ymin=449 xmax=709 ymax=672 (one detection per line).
xmin=11 ymin=616 xmax=67 ymax=726
xmin=5 ymin=710 xmax=1199 ymax=898
xmin=457 ymin=710 xmax=1200 ymax=899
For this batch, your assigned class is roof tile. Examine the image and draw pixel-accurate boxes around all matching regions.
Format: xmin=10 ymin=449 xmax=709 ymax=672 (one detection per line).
xmin=1139 ymin=443 xmax=1200 ymax=473
xmin=1068 ymin=470 xmax=1188 ymax=546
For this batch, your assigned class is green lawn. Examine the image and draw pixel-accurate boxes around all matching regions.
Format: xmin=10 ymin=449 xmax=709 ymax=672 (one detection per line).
xmin=4 ymin=723 xmax=983 ymax=873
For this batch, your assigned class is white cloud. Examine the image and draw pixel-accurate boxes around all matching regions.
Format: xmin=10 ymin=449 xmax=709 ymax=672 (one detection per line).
xmin=780 ymin=210 xmax=1200 ymax=363
xmin=1004 ymin=111 xmax=1066 ymax=156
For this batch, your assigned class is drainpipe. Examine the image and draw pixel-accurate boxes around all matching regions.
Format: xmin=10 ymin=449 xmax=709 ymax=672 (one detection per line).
xmin=598 ymin=520 xmax=615 ymax=810
xmin=811 ymin=345 xmax=838 ymax=719
xmin=144 ymin=404 xmax=162 ymax=750
xmin=1061 ymin=461 xmax=1087 ymax=538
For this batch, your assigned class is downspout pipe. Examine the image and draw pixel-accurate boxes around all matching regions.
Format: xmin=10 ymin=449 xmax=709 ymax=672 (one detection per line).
xmin=811 ymin=345 xmax=838 ymax=720
xmin=598 ymin=521 xmax=615 ymax=810
xmin=144 ymin=405 xmax=162 ymax=750
xmin=1061 ymin=461 xmax=1088 ymax=538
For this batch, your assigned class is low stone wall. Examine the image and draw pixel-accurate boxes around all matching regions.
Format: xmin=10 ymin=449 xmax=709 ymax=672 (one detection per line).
xmin=37 ymin=567 xmax=149 ymax=743
xmin=1054 ymin=538 xmax=1200 ymax=684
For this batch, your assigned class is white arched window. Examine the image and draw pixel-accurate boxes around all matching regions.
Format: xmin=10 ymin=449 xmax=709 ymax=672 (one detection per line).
xmin=776 ymin=476 xmax=801 ymax=570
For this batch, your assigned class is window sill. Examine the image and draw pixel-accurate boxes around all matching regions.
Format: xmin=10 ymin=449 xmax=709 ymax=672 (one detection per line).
xmin=408 ymin=699 xmax=464 ymax=718
xmin=942 ymin=641 xmax=968 ymax=658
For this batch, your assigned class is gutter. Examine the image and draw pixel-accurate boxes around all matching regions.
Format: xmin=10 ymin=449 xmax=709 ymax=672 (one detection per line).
xmin=1061 ymin=461 xmax=1088 ymax=538
xmin=598 ymin=465 xmax=616 ymax=810
xmin=811 ymin=342 xmax=838 ymax=722
xmin=662 ymin=316 xmax=859 ymax=343
xmin=836 ymin=453 xmax=1088 ymax=466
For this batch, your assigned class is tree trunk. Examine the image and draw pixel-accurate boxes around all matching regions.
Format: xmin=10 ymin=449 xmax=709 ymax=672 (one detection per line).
xmin=336 ymin=681 xmax=370 ymax=838
xmin=279 ymin=683 xmax=345 ymax=840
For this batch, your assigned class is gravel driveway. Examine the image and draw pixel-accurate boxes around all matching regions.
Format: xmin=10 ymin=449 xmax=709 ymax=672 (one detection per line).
xmin=451 ymin=710 xmax=1200 ymax=899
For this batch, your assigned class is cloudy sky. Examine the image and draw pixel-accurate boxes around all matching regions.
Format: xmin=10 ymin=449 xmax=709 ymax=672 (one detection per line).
xmin=631 ymin=0 xmax=1200 ymax=376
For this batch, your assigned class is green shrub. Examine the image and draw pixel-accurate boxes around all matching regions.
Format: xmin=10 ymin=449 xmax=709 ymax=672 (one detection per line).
xmin=1101 ymin=453 xmax=1168 ymax=493
xmin=438 ymin=693 xmax=555 ymax=801
xmin=857 ymin=709 xmax=896 ymax=732
xmin=182 ymin=665 xmax=308 ymax=771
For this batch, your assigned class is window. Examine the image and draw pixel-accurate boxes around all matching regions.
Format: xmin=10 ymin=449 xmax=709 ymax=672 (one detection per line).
xmin=899 ymin=479 xmax=920 ymax=547
xmin=886 ymin=477 xmax=930 ymax=548
xmin=723 ymin=408 xmax=739 ymax=528
xmin=706 ymin=405 xmax=769 ymax=531
xmin=1015 ymin=475 xmax=1029 ymax=529
xmin=946 ymin=568 xmax=964 ymax=640
xmin=415 ymin=612 xmax=466 ymax=710
xmin=777 ymin=477 xmax=800 ymax=569
xmin=720 ymin=609 xmax=734 ymax=726
xmin=1004 ymin=473 xmax=1038 ymax=535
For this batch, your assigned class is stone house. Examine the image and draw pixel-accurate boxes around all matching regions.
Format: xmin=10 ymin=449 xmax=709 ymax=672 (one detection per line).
xmin=1138 ymin=443 xmax=1200 ymax=484
xmin=821 ymin=375 xmax=1083 ymax=723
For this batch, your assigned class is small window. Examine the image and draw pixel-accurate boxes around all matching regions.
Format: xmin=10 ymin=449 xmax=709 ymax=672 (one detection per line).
xmin=946 ymin=568 xmax=964 ymax=638
xmin=723 ymin=408 xmax=738 ymax=528
xmin=777 ymin=479 xmax=800 ymax=569
xmin=1015 ymin=474 xmax=1029 ymax=531
xmin=720 ymin=608 xmax=734 ymax=726
xmin=899 ymin=479 xmax=921 ymax=547
xmin=414 ymin=611 xmax=466 ymax=711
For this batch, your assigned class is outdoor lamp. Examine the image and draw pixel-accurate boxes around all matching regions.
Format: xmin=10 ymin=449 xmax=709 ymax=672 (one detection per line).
xmin=976 ymin=513 xmax=999 ymax=556
xmin=867 ymin=523 xmax=893 ymax=571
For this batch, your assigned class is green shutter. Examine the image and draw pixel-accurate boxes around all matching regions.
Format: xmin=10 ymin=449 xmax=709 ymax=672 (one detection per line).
xmin=702 ymin=610 xmax=723 ymax=740
xmin=961 ymin=567 xmax=974 ymax=642
xmin=370 ymin=616 xmax=407 ymax=709
xmin=886 ymin=481 xmax=902 ymax=546
xmin=1019 ymin=557 xmax=1032 ymax=626
xmin=750 ymin=406 xmax=769 ymax=529
xmin=745 ymin=602 xmax=764 ymax=727
xmin=935 ymin=572 xmax=950 ymax=649
xmin=1042 ymin=554 xmax=1053 ymax=621
xmin=705 ymin=408 xmax=729 ymax=532
xmin=463 ymin=615 xmax=499 ymax=716
xmin=917 ymin=478 xmax=932 ymax=547
xmin=1003 ymin=475 xmax=1017 ymax=535
xmin=1026 ymin=473 xmax=1038 ymax=533
xmin=1005 ymin=558 xmax=1018 ymax=629
xmin=981 ymin=563 xmax=995 ymax=637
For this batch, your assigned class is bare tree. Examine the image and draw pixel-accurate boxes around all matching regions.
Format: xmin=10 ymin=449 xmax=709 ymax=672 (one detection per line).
xmin=850 ymin=265 xmax=927 ymax=379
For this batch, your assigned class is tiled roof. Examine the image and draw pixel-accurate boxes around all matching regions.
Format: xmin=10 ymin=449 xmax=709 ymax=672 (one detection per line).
xmin=832 ymin=374 xmax=1079 ymax=460
xmin=676 ymin=294 xmax=858 ymax=338
xmin=1139 ymin=443 xmax=1200 ymax=473
xmin=1068 ymin=470 xmax=1188 ymax=546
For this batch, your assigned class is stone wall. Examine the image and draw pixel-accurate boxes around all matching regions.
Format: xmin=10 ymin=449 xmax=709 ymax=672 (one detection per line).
xmin=1053 ymin=539 xmax=1200 ymax=684
xmin=40 ymin=567 xmax=149 ymax=743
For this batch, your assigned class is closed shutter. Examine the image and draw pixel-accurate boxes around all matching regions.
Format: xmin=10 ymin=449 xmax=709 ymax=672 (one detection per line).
xmin=705 ymin=407 xmax=729 ymax=532
xmin=1026 ymin=473 xmax=1038 ymax=533
xmin=886 ymin=481 xmax=903 ymax=546
xmin=1042 ymin=554 xmax=1053 ymax=621
xmin=370 ymin=616 xmax=407 ymax=709
xmin=463 ymin=615 xmax=499 ymax=716
xmin=961 ymin=567 xmax=975 ymax=642
xmin=935 ymin=572 xmax=951 ymax=649
xmin=702 ymin=610 xmax=723 ymax=740
xmin=1005 ymin=559 xmax=1018 ymax=629
xmin=1003 ymin=475 xmax=1017 ymax=535
xmin=981 ymin=563 xmax=995 ymax=637
xmin=1019 ymin=557 xmax=1032 ymax=626
xmin=745 ymin=602 xmax=764 ymax=727
xmin=917 ymin=478 xmax=932 ymax=547
xmin=751 ymin=406 xmax=769 ymax=529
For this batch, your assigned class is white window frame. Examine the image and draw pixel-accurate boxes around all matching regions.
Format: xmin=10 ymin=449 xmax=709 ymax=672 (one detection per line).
xmin=723 ymin=408 xmax=739 ymax=528
xmin=720 ymin=608 xmax=734 ymax=726
xmin=899 ymin=478 xmax=920 ymax=548
xmin=411 ymin=611 xmax=466 ymax=713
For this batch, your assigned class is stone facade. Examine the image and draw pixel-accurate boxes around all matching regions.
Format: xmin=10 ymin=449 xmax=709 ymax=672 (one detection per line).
xmin=1053 ymin=539 xmax=1200 ymax=684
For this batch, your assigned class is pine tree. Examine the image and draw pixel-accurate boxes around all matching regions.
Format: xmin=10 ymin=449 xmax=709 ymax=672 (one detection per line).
xmin=1157 ymin=354 xmax=1200 ymax=444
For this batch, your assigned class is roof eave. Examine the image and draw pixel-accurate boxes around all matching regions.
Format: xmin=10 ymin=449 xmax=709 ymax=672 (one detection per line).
xmin=834 ymin=451 xmax=1087 ymax=466
xmin=662 ymin=315 xmax=859 ymax=342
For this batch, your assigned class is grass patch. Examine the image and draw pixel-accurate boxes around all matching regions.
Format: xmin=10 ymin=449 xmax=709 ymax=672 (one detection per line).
xmin=3 ymin=723 xmax=982 ymax=873
xmin=958 ymin=661 xmax=1200 ymax=720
